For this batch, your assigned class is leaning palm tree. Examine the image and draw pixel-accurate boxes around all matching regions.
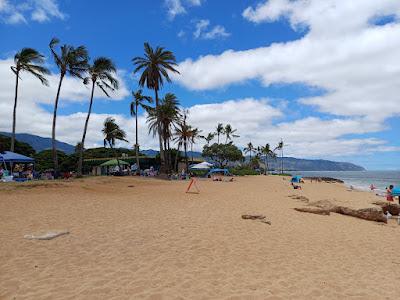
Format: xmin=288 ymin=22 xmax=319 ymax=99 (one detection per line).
xmin=130 ymin=89 xmax=152 ymax=173
xmin=244 ymin=142 xmax=255 ymax=162
xmin=102 ymin=117 xmax=128 ymax=171
xmin=216 ymin=123 xmax=224 ymax=144
xmin=49 ymin=37 xmax=89 ymax=177
xmin=10 ymin=48 xmax=49 ymax=152
xmin=224 ymin=124 xmax=239 ymax=144
xmin=146 ymin=93 xmax=181 ymax=171
xmin=77 ymin=57 xmax=119 ymax=177
xmin=133 ymin=42 xmax=180 ymax=173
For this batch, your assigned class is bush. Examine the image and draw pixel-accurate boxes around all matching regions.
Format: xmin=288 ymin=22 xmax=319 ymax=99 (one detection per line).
xmin=230 ymin=166 xmax=259 ymax=176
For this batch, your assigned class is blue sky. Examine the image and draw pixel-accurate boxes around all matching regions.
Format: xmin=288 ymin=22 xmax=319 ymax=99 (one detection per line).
xmin=0 ymin=0 xmax=399 ymax=170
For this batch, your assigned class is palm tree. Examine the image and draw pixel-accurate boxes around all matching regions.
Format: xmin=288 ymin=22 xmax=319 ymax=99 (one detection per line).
xmin=49 ymin=38 xmax=89 ymax=177
xmin=259 ymin=143 xmax=275 ymax=175
xmin=174 ymin=111 xmax=192 ymax=173
xmin=216 ymin=123 xmax=224 ymax=144
xmin=133 ymin=42 xmax=180 ymax=173
xmin=190 ymin=127 xmax=201 ymax=164
xmin=10 ymin=48 xmax=49 ymax=152
xmin=274 ymin=139 xmax=284 ymax=174
xmin=77 ymin=57 xmax=119 ymax=177
xmin=200 ymin=132 xmax=215 ymax=146
xmin=102 ymin=117 xmax=128 ymax=171
xmin=244 ymin=142 xmax=255 ymax=162
xmin=130 ymin=89 xmax=152 ymax=173
xmin=146 ymin=93 xmax=181 ymax=172
xmin=224 ymin=124 xmax=239 ymax=144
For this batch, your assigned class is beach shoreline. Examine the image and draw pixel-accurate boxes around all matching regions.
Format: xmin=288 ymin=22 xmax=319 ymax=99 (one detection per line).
xmin=1 ymin=175 xmax=400 ymax=299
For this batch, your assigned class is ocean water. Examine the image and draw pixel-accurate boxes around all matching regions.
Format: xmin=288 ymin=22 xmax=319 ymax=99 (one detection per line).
xmin=292 ymin=171 xmax=400 ymax=195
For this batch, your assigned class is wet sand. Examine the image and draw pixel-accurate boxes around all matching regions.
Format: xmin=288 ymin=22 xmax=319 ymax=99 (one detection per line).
xmin=1 ymin=175 xmax=400 ymax=299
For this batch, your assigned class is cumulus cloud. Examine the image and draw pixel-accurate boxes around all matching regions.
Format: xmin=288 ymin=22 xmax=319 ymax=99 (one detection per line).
xmin=0 ymin=0 xmax=65 ymax=24
xmin=193 ymin=19 xmax=230 ymax=39
xmin=165 ymin=0 xmax=203 ymax=20
xmin=174 ymin=0 xmax=400 ymax=123
xmin=0 ymin=56 xmax=396 ymax=159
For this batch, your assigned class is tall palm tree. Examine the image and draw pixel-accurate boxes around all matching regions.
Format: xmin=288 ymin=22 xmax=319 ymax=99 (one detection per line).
xmin=259 ymin=143 xmax=275 ymax=175
xmin=146 ymin=93 xmax=181 ymax=172
xmin=130 ymin=89 xmax=152 ymax=173
xmin=49 ymin=37 xmax=88 ymax=177
xmin=190 ymin=127 xmax=200 ymax=164
xmin=174 ymin=111 xmax=192 ymax=173
xmin=274 ymin=139 xmax=284 ymax=174
xmin=10 ymin=48 xmax=49 ymax=152
xmin=133 ymin=42 xmax=179 ymax=173
xmin=216 ymin=123 xmax=224 ymax=144
xmin=102 ymin=117 xmax=128 ymax=171
xmin=77 ymin=57 xmax=119 ymax=177
xmin=200 ymin=132 xmax=215 ymax=146
xmin=244 ymin=142 xmax=255 ymax=161
xmin=224 ymin=124 xmax=239 ymax=144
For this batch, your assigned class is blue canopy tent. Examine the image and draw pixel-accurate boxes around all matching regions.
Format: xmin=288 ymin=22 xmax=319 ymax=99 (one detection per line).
xmin=206 ymin=168 xmax=230 ymax=177
xmin=291 ymin=175 xmax=302 ymax=183
xmin=0 ymin=151 xmax=35 ymax=163
xmin=0 ymin=152 xmax=35 ymax=181
xmin=393 ymin=187 xmax=400 ymax=197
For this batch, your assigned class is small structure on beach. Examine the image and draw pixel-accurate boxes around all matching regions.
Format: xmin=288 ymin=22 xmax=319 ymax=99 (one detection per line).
xmin=0 ymin=151 xmax=35 ymax=181
xmin=92 ymin=159 xmax=130 ymax=175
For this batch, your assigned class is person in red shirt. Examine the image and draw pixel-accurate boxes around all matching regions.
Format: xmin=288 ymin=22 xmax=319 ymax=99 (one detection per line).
xmin=386 ymin=185 xmax=394 ymax=202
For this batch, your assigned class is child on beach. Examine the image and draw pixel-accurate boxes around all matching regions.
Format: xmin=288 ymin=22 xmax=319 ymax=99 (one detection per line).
xmin=386 ymin=185 xmax=394 ymax=202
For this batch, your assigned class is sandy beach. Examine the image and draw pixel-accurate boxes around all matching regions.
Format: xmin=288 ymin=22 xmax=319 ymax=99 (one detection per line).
xmin=1 ymin=175 xmax=400 ymax=299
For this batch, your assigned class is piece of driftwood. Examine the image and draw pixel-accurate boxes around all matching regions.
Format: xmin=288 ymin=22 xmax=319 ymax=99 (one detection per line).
xmin=334 ymin=206 xmax=387 ymax=223
xmin=24 ymin=230 xmax=70 ymax=240
xmin=372 ymin=201 xmax=400 ymax=215
xmin=294 ymin=207 xmax=330 ymax=215
xmin=242 ymin=214 xmax=266 ymax=220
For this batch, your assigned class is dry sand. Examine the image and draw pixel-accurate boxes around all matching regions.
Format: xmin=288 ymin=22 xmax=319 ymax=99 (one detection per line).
xmin=1 ymin=175 xmax=400 ymax=299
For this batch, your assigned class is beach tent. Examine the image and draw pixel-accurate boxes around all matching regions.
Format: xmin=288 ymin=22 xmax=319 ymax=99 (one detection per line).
xmin=291 ymin=175 xmax=302 ymax=183
xmin=190 ymin=162 xmax=213 ymax=170
xmin=393 ymin=187 xmax=400 ymax=197
xmin=207 ymin=168 xmax=230 ymax=176
xmin=99 ymin=159 xmax=129 ymax=167
xmin=0 ymin=151 xmax=34 ymax=163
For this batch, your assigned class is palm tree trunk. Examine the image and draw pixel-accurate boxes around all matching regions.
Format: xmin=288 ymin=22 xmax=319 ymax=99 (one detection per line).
xmin=174 ymin=143 xmax=180 ymax=172
xmin=184 ymin=138 xmax=188 ymax=173
xmin=135 ymin=102 xmax=140 ymax=174
xmin=191 ymin=143 xmax=194 ymax=164
xmin=52 ymin=73 xmax=64 ymax=179
xmin=10 ymin=70 xmax=19 ymax=153
xmin=168 ymin=139 xmax=172 ymax=173
xmin=217 ymin=133 xmax=219 ymax=144
xmin=155 ymin=89 xmax=165 ymax=173
xmin=78 ymin=81 xmax=95 ymax=177
xmin=265 ymin=156 xmax=269 ymax=175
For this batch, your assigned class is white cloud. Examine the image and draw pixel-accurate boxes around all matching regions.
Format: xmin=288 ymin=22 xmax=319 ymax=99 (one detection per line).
xmin=177 ymin=29 xmax=186 ymax=38
xmin=174 ymin=0 xmax=400 ymax=125
xmin=193 ymin=19 xmax=230 ymax=39
xmin=165 ymin=0 xmax=203 ymax=20
xmin=165 ymin=0 xmax=186 ymax=20
xmin=0 ymin=57 xmax=396 ymax=159
xmin=0 ymin=0 xmax=65 ymax=24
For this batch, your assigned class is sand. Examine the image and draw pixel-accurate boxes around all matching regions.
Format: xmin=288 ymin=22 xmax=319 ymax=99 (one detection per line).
xmin=1 ymin=175 xmax=400 ymax=299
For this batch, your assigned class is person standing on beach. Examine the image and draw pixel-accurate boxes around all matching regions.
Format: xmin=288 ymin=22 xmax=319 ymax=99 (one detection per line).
xmin=386 ymin=185 xmax=394 ymax=202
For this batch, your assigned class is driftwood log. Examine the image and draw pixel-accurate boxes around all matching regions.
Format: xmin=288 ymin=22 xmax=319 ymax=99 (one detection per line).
xmin=242 ymin=214 xmax=266 ymax=220
xmin=294 ymin=207 xmax=330 ymax=215
xmin=372 ymin=201 xmax=400 ymax=215
xmin=295 ymin=201 xmax=387 ymax=223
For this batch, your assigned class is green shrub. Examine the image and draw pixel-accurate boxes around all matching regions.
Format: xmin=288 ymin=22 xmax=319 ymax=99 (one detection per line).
xmin=230 ymin=166 xmax=259 ymax=176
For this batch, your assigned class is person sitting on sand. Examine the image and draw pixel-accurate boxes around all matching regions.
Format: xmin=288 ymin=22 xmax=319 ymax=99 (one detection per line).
xmin=291 ymin=182 xmax=302 ymax=190
xmin=386 ymin=185 xmax=394 ymax=202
